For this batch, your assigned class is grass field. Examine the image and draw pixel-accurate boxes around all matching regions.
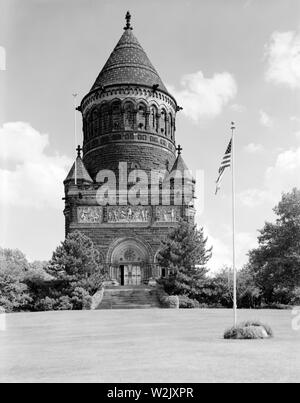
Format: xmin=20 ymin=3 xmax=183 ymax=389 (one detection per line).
xmin=0 ymin=309 xmax=299 ymax=383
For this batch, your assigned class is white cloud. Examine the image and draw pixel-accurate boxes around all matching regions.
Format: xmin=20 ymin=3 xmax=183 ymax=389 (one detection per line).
xmin=290 ymin=116 xmax=300 ymax=123
xmin=244 ymin=143 xmax=264 ymax=153
xmin=168 ymin=70 xmax=237 ymax=122
xmin=238 ymin=188 xmax=272 ymax=208
xmin=206 ymin=232 xmax=231 ymax=272
xmin=265 ymin=29 xmax=300 ymax=89
xmin=265 ymin=147 xmax=300 ymax=192
xmin=239 ymin=145 xmax=300 ymax=207
xmin=259 ymin=110 xmax=273 ymax=128
xmin=0 ymin=122 xmax=72 ymax=209
xmin=230 ymin=103 xmax=246 ymax=113
xmin=204 ymin=226 xmax=257 ymax=273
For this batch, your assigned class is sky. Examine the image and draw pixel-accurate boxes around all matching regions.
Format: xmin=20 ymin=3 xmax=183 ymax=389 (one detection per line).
xmin=0 ymin=0 xmax=300 ymax=271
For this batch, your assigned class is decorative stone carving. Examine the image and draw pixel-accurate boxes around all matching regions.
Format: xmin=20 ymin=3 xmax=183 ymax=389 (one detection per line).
xmin=77 ymin=207 xmax=103 ymax=223
xmin=107 ymin=206 xmax=151 ymax=223
xmin=124 ymin=249 xmax=136 ymax=261
xmin=156 ymin=206 xmax=181 ymax=222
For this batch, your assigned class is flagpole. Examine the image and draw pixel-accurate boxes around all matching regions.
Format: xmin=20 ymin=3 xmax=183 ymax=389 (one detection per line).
xmin=231 ymin=121 xmax=237 ymax=327
xmin=72 ymin=93 xmax=78 ymax=185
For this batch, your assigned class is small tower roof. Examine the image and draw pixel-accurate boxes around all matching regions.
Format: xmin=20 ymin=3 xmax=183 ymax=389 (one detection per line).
xmin=165 ymin=146 xmax=195 ymax=183
xmin=90 ymin=12 xmax=169 ymax=93
xmin=64 ymin=156 xmax=93 ymax=184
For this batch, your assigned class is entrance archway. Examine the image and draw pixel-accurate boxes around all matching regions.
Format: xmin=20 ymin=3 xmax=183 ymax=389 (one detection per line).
xmin=107 ymin=237 xmax=152 ymax=285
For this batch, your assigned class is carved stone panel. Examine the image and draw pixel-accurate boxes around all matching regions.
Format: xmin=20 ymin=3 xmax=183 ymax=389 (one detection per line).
xmin=107 ymin=206 xmax=151 ymax=223
xmin=77 ymin=206 xmax=103 ymax=223
xmin=156 ymin=206 xmax=181 ymax=222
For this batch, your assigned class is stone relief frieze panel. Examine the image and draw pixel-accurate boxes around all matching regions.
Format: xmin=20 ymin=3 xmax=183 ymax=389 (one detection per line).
xmin=156 ymin=206 xmax=181 ymax=222
xmin=77 ymin=206 xmax=103 ymax=223
xmin=107 ymin=206 xmax=151 ymax=223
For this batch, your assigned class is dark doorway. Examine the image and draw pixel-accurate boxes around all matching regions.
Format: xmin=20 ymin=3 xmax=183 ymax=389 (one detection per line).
xmin=120 ymin=265 xmax=125 ymax=285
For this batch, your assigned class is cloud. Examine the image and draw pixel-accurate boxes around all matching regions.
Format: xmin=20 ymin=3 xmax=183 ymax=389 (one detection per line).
xmin=238 ymin=188 xmax=272 ymax=207
xmin=290 ymin=116 xmax=300 ymax=123
xmin=265 ymin=147 xmax=300 ymax=192
xmin=239 ymin=145 xmax=300 ymax=207
xmin=259 ymin=110 xmax=273 ymax=128
xmin=244 ymin=143 xmax=264 ymax=153
xmin=0 ymin=122 xmax=72 ymax=209
xmin=265 ymin=29 xmax=300 ymax=89
xmin=168 ymin=70 xmax=237 ymax=122
xmin=230 ymin=103 xmax=246 ymax=113
xmin=204 ymin=227 xmax=257 ymax=272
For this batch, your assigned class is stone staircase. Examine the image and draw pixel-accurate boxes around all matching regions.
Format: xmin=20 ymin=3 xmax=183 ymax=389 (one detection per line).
xmin=96 ymin=285 xmax=161 ymax=309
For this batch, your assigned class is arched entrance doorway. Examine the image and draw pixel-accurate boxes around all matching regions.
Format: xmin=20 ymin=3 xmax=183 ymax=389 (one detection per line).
xmin=107 ymin=238 xmax=151 ymax=285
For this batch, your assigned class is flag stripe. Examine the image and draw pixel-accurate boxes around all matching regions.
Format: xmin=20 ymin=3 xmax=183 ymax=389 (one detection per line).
xmin=215 ymin=138 xmax=232 ymax=194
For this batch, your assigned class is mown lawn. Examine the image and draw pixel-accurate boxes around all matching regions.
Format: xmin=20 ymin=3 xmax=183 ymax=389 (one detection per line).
xmin=0 ymin=309 xmax=299 ymax=383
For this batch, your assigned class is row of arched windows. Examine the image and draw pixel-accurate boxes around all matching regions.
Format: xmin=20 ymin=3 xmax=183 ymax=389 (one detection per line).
xmin=83 ymin=100 xmax=175 ymax=141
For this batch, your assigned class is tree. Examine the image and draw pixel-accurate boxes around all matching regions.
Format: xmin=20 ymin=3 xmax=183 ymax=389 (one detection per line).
xmin=26 ymin=231 xmax=105 ymax=311
xmin=0 ymin=248 xmax=31 ymax=312
xmin=47 ymin=230 xmax=104 ymax=294
xmin=248 ymin=188 xmax=300 ymax=304
xmin=158 ymin=219 xmax=212 ymax=296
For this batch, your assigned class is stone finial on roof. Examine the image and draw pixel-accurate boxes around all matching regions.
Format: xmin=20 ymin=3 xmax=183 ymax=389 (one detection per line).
xmin=124 ymin=11 xmax=133 ymax=30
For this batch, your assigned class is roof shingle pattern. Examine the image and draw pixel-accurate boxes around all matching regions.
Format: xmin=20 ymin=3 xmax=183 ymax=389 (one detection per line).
xmin=90 ymin=29 xmax=168 ymax=93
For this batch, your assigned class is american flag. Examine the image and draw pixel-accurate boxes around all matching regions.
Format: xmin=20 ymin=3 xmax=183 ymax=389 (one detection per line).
xmin=215 ymin=139 xmax=232 ymax=194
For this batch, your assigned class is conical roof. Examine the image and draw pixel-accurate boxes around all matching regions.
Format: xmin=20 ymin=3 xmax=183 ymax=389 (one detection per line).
xmin=165 ymin=154 xmax=195 ymax=183
xmin=64 ymin=156 xmax=93 ymax=184
xmin=90 ymin=26 xmax=168 ymax=93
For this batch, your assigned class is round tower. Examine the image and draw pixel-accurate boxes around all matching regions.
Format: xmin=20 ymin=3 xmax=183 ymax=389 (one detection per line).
xmin=79 ymin=12 xmax=178 ymax=179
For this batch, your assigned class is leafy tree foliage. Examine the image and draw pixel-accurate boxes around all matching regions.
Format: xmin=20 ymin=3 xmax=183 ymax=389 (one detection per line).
xmin=0 ymin=248 xmax=31 ymax=312
xmin=248 ymin=188 xmax=300 ymax=303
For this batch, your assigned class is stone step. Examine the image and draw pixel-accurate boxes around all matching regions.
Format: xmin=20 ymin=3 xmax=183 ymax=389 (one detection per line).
xmin=97 ymin=286 xmax=161 ymax=309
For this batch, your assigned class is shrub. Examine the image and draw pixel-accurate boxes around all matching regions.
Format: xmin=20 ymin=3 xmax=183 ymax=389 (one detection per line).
xmin=224 ymin=320 xmax=273 ymax=339
xmin=35 ymin=297 xmax=57 ymax=311
xmin=164 ymin=295 xmax=179 ymax=309
xmin=156 ymin=286 xmax=179 ymax=308
xmin=291 ymin=287 xmax=300 ymax=305
xmin=56 ymin=296 xmax=73 ymax=311
xmin=260 ymin=303 xmax=291 ymax=310
xmin=179 ymin=295 xmax=200 ymax=308
xmin=71 ymin=287 xmax=92 ymax=310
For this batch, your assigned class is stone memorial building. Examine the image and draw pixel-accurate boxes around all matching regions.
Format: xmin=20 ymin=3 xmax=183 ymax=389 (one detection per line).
xmin=63 ymin=12 xmax=195 ymax=287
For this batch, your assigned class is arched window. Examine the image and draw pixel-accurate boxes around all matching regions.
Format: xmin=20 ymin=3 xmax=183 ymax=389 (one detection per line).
xmin=111 ymin=100 xmax=121 ymax=131
xmin=87 ymin=110 xmax=93 ymax=140
xmin=168 ymin=113 xmax=173 ymax=139
xmin=100 ymin=104 xmax=109 ymax=134
xmin=124 ymin=102 xmax=134 ymax=130
xmin=83 ymin=116 xmax=88 ymax=141
xmin=91 ymin=108 xmax=99 ymax=137
xmin=160 ymin=109 xmax=167 ymax=136
xmin=150 ymin=105 xmax=158 ymax=132
xmin=137 ymin=104 xmax=146 ymax=130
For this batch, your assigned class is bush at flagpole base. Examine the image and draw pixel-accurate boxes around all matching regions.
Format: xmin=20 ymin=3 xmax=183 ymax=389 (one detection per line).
xmin=224 ymin=320 xmax=274 ymax=339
